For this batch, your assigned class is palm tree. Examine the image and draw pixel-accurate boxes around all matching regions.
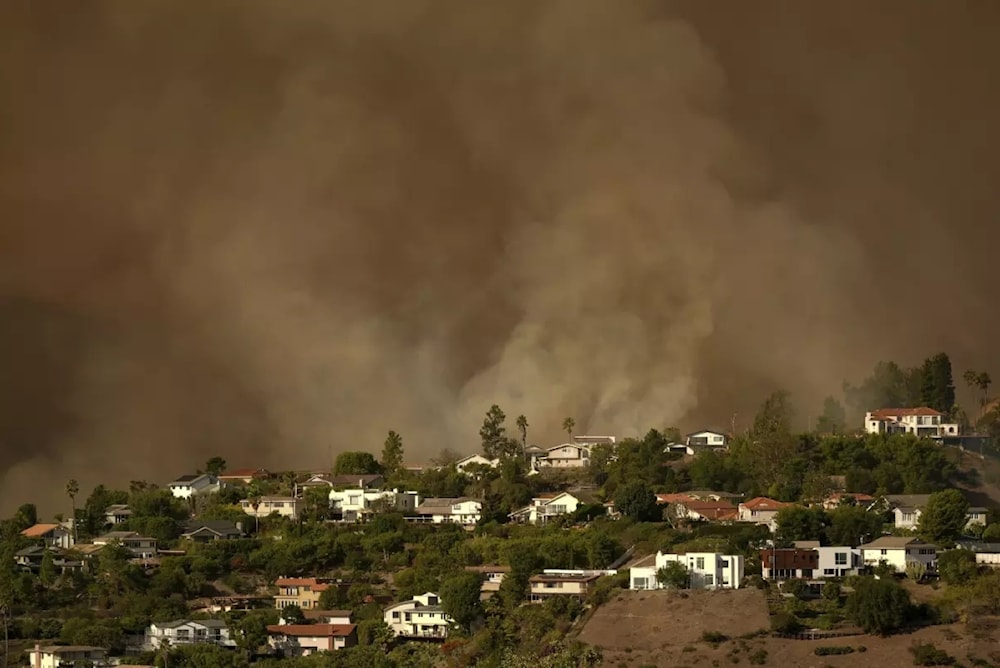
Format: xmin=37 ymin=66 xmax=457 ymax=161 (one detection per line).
xmin=562 ymin=417 xmax=576 ymax=440
xmin=65 ymin=479 xmax=79 ymax=541
xmin=516 ymin=415 xmax=528 ymax=446
xmin=964 ymin=370 xmax=994 ymax=423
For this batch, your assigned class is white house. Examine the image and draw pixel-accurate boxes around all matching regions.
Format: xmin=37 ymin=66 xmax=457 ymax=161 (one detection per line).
xmin=27 ymin=645 xmax=108 ymax=668
xmin=737 ymin=497 xmax=792 ymax=528
xmin=879 ymin=494 xmax=987 ymax=530
xmin=21 ymin=523 xmax=75 ymax=549
xmin=859 ymin=536 xmax=937 ymax=572
xmin=956 ymin=541 xmax=1000 ymax=566
xmin=266 ymin=623 xmax=357 ymax=655
xmin=454 ymin=454 xmax=500 ymax=473
xmin=240 ymin=496 xmax=301 ymax=520
xmin=414 ymin=498 xmax=482 ymax=525
xmin=93 ymin=531 xmax=158 ymax=559
xmin=630 ymin=552 xmax=744 ymax=590
xmin=509 ymin=491 xmax=590 ymax=524
xmin=168 ymin=474 xmax=219 ymax=499
xmin=864 ymin=407 xmax=960 ymax=439
xmin=328 ymin=488 xmax=419 ymax=521
xmin=384 ymin=592 xmax=453 ymax=639
xmin=685 ymin=430 xmax=729 ymax=449
xmin=145 ymin=619 xmax=235 ymax=649
xmin=537 ymin=443 xmax=591 ymax=469
xmin=104 ymin=504 xmax=132 ymax=526
xmin=815 ymin=546 xmax=861 ymax=578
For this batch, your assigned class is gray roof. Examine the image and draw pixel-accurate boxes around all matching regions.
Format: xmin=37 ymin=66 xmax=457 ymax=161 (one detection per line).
xmin=182 ymin=520 xmax=242 ymax=536
xmin=157 ymin=619 xmax=228 ymax=629
xmin=859 ymin=536 xmax=936 ymax=549
xmin=883 ymin=494 xmax=933 ymax=510
xmin=957 ymin=541 xmax=1000 ymax=553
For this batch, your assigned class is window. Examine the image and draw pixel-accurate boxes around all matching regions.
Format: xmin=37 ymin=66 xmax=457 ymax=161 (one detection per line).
xmin=720 ymin=559 xmax=729 ymax=568
xmin=834 ymin=552 xmax=847 ymax=565
xmin=634 ymin=577 xmax=648 ymax=589
xmin=824 ymin=569 xmax=835 ymax=575
xmin=696 ymin=557 xmax=705 ymax=570
xmin=880 ymin=549 xmax=887 ymax=556
xmin=704 ymin=574 xmax=714 ymax=586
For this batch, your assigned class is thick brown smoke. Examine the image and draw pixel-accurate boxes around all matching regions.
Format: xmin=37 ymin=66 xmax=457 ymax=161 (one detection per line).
xmin=2 ymin=0 xmax=1000 ymax=514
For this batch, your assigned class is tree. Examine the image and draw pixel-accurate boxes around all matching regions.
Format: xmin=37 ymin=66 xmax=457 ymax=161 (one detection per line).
xmin=845 ymin=577 xmax=912 ymax=636
xmin=14 ymin=504 xmax=37 ymax=531
xmin=515 ymin=415 xmax=528 ymax=447
xmin=735 ymin=390 xmax=797 ymax=490
xmin=920 ymin=353 xmax=956 ymax=416
xmin=440 ymin=571 xmax=483 ymax=633
xmin=280 ymin=604 xmax=306 ymax=624
xmin=39 ymin=550 xmax=56 ymax=587
xmin=230 ymin=611 xmax=274 ymax=661
xmin=826 ymin=505 xmax=884 ymax=547
xmin=480 ymin=405 xmax=509 ymax=459
xmin=775 ymin=506 xmax=829 ymax=544
xmin=917 ymin=489 xmax=970 ymax=548
xmin=815 ymin=396 xmax=846 ymax=434
xmin=964 ymin=370 xmax=993 ymax=419
xmin=562 ymin=417 xmax=576 ymax=439
xmin=656 ymin=561 xmax=689 ymax=589
xmin=333 ymin=451 xmax=381 ymax=475
xmin=936 ymin=549 xmax=978 ymax=586
xmin=204 ymin=456 xmax=227 ymax=477
xmin=614 ymin=481 xmax=658 ymax=522
xmin=380 ymin=431 xmax=404 ymax=475
xmin=65 ymin=479 xmax=79 ymax=541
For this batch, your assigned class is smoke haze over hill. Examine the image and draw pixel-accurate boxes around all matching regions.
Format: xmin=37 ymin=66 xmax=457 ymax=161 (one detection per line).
xmin=2 ymin=0 xmax=1000 ymax=513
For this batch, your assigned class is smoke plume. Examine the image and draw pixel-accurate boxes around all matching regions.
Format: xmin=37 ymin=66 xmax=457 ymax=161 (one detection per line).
xmin=2 ymin=0 xmax=1000 ymax=513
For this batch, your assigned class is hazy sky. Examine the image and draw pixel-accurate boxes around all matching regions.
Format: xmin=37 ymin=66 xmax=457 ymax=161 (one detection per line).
xmin=2 ymin=0 xmax=999 ymax=514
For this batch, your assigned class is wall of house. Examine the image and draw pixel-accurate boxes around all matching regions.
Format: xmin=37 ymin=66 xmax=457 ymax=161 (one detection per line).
xmin=816 ymin=547 xmax=859 ymax=577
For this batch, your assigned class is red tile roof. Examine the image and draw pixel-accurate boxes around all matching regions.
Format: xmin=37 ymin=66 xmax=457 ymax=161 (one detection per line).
xmin=869 ymin=407 xmax=943 ymax=418
xmin=740 ymin=497 xmax=793 ymax=511
xmin=21 ymin=524 xmax=61 ymax=538
xmin=266 ymin=624 xmax=356 ymax=638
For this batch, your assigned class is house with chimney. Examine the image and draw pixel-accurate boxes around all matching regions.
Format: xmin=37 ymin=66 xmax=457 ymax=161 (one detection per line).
xmin=383 ymin=593 xmax=453 ymax=639
xmin=274 ymin=577 xmax=338 ymax=610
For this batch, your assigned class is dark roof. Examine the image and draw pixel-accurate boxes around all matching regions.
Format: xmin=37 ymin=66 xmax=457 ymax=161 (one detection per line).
xmin=326 ymin=474 xmax=384 ymax=488
xmin=171 ymin=474 xmax=203 ymax=484
xmin=182 ymin=520 xmax=243 ymax=537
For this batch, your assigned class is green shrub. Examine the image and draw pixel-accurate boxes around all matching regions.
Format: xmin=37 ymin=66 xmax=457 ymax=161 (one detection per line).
xmin=770 ymin=611 xmax=802 ymax=634
xmin=702 ymin=631 xmax=729 ymax=644
xmin=910 ymin=642 xmax=956 ymax=666
xmin=748 ymin=649 xmax=768 ymax=665
xmin=814 ymin=646 xmax=855 ymax=656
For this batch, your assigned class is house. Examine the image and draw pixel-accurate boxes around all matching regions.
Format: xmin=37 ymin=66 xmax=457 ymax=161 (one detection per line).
xmin=455 ymin=454 xmax=500 ymax=473
xmin=180 ymin=520 xmax=244 ymax=542
xmin=858 ymin=536 xmax=937 ymax=572
xmin=968 ymin=507 xmax=989 ymax=527
xmin=274 ymin=577 xmax=336 ymax=610
xmin=414 ymin=498 xmax=482 ymax=525
xmin=27 ymin=644 xmax=108 ymax=668
xmin=814 ymin=546 xmax=862 ymax=578
xmin=21 ymin=523 xmax=74 ymax=549
xmin=509 ymin=491 xmax=592 ymax=524
xmin=655 ymin=493 xmax=696 ymax=505
xmin=674 ymin=499 xmax=738 ymax=522
xmin=218 ymin=468 xmax=273 ymax=485
xmin=537 ymin=443 xmax=591 ymax=469
xmin=685 ymin=430 xmax=729 ymax=450
xmin=864 ymin=407 xmax=960 ymax=439
xmin=738 ymin=497 xmax=793 ymax=528
xmin=328 ymin=488 xmax=420 ymax=522
xmin=529 ymin=571 xmax=602 ymax=602
xmin=93 ymin=531 xmax=158 ymax=559
xmin=297 ymin=474 xmax=386 ymax=494
xmin=630 ymin=552 xmax=744 ymax=590
xmin=384 ymin=592 xmax=453 ymax=639
xmin=464 ymin=565 xmax=510 ymax=598
xmin=14 ymin=546 xmax=83 ymax=574
xmin=144 ymin=619 xmax=235 ymax=649
xmin=821 ymin=492 xmax=875 ymax=510
xmin=573 ymin=435 xmax=616 ymax=447
xmin=956 ymin=541 xmax=1000 ymax=566
xmin=687 ymin=490 xmax=742 ymax=502
xmin=761 ymin=547 xmax=819 ymax=580
xmin=267 ymin=623 xmax=357 ymax=655
xmin=240 ymin=496 xmax=300 ymax=520
xmin=287 ymin=610 xmax=354 ymax=625
xmin=877 ymin=494 xmax=985 ymax=530
xmin=167 ymin=474 xmax=219 ymax=499
xmin=104 ymin=504 xmax=132 ymax=525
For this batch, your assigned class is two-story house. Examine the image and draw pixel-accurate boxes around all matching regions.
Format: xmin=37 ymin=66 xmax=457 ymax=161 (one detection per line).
xmin=528 ymin=571 xmax=603 ymax=602
xmin=859 ymin=536 xmax=937 ymax=572
xmin=266 ymin=623 xmax=357 ymax=655
xmin=240 ymin=496 xmax=301 ymax=520
xmin=384 ymin=593 xmax=453 ymax=639
xmin=167 ymin=474 xmax=219 ymax=499
xmin=145 ymin=619 xmax=235 ymax=650
xmin=274 ymin=577 xmax=336 ymax=610
xmin=464 ymin=565 xmax=510 ymax=598
xmin=738 ymin=497 xmax=793 ymax=528
xmin=811 ymin=545 xmax=861 ymax=578
xmin=415 ymin=498 xmax=482 ymax=525
xmin=21 ymin=523 xmax=75 ymax=549
xmin=536 ymin=443 xmax=591 ymax=469
xmin=93 ymin=531 xmax=158 ymax=559
xmin=328 ymin=488 xmax=420 ymax=522
xmin=104 ymin=504 xmax=132 ymax=526
xmin=876 ymin=494 xmax=986 ymax=531
xmin=760 ymin=547 xmax=819 ymax=580
xmin=454 ymin=454 xmax=500 ymax=474
xmin=27 ymin=644 xmax=108 ymax=668
xmin=296 ymin=474 xmax=385 ymax=496
xmin=864 ymin=407 xmax=960 ymax=439
xmin=508 ymin=491 xmax=595 ymax=524
xmin=629 ymin=552 xmax=744 ymax=590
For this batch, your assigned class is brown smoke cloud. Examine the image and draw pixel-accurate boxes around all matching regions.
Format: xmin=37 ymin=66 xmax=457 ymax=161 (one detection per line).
xmin=2 ymin=0 xmax=999 ymax=514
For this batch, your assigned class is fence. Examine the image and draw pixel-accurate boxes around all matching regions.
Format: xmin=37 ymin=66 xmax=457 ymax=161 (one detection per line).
xmin=771 ymin=629 xmax=864 ymax=641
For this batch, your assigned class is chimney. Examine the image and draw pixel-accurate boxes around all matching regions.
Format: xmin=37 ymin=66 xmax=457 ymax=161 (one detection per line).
xmin=34 ymin=643 xmax=42 ymax=668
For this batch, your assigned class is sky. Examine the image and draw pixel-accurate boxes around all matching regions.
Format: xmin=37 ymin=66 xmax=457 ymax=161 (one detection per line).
xmin=2 ymin=0 xmax=999 ymax=514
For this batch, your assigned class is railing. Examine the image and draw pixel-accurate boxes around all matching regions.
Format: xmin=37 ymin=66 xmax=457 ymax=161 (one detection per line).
xmin=772 ymin=629 xmax=864 ymax=640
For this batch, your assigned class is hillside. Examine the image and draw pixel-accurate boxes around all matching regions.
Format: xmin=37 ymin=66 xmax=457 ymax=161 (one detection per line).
xmin=578 ymin=589 xmax=1000 ymax=668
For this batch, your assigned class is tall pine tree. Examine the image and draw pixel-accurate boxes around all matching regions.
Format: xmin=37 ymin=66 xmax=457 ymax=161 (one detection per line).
xmin=920 ymin=352 xmax=956 ymax=415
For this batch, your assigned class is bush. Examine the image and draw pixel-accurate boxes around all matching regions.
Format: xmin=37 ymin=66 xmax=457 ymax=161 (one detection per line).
xmin=910 ymin=642 xmax=956 ymax=666
xmin=701 ymin=631 xmax=728 ymax=644
xmin=770 ymin=611 xmax=803 ymax=634
xmin=749 ymin=649 xmax=768 ymax=665
xmin=815 ymin=646 xmax=855 ymax=656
